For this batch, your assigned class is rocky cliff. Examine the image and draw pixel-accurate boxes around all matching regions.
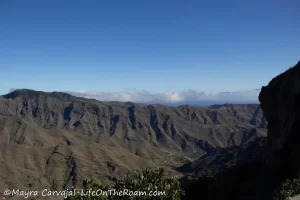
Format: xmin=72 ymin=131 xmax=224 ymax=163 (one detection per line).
xmin=259 ymin=61 xmax=300 ymax=164
xmin=258 ymin=61 xmax=300 ymax=198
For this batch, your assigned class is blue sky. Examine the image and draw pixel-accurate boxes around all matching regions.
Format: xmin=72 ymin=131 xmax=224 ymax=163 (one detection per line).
xmin=0 ymin=0 xmax=299 ymax=99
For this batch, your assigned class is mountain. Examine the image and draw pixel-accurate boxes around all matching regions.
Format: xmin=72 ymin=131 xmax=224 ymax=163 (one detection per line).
xmin=143 ymin=100 xmax=259 ymax=107
xmin=0 ymin=89 xmax=266 ymax=192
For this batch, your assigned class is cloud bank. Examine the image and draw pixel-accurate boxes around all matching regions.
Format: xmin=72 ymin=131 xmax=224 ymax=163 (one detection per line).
xmin=66 ymin=89 xmax=260 ymax=103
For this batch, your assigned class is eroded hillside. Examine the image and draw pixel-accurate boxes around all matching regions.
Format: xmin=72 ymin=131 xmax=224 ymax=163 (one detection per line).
xmin=0 ymin=89 xmax=266 ymax=191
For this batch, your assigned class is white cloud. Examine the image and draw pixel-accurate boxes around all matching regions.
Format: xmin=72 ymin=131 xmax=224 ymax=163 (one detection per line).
xmin=9 ymin=88 xmax=17 ymax=92
xmin=66 ymin=89 xmax=260 ymax=103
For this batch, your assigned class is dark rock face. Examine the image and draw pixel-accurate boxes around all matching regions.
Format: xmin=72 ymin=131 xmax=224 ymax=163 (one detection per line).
xmin=259 ymin=61 xmax=300 ymax=161
xmin=257 ymin=61 xmax=300 ymax=197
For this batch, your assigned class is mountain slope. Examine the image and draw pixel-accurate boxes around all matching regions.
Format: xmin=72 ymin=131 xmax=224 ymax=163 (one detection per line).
xmin=177 ymin=137 xmax=267 ymax=200
xmin=0 ymin=89 xmax=267 ymax=191
xmin=177 ymin=137 xmax=267 ymax=187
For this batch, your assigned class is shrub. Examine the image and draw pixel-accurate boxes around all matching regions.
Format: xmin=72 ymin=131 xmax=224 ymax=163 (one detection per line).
xmin=273 ymin=178 xmax=300 ymax=200
xmin=67 ymin=168 xmax=184 ymax=200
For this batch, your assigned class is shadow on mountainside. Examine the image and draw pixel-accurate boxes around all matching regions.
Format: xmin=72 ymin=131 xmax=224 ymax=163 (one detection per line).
xmin=178 ymin=137 xmax=267 ymax=200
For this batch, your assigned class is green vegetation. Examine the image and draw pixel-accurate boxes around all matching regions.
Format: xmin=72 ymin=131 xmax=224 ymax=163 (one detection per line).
xmin=273 ymin=178 xmax=300 ymax=200
xmin=67 ymin=168 xmax=184 ymax=200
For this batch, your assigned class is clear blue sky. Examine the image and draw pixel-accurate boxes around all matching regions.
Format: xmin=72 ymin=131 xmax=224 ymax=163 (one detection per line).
xmin=0 ymin=0 xmax=299 ymax=95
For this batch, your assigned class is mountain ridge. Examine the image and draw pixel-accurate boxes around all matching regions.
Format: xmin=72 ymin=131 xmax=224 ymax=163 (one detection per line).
xmin=3 ymin=88 xmax=260 ymax=106
xmin=0 ymin=89 xmax=267 ymax=192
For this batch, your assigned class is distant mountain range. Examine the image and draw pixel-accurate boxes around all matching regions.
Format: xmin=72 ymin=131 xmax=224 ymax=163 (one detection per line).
xmin=0 ymin=89 xmax=266 ymax=192
xmin=144 ymin=100 xmax=259 ymax=107
xmin=6 ymin=88 xmax=261 ymax=106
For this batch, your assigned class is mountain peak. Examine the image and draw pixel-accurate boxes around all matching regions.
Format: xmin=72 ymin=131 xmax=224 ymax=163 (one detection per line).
xmin=2 ymin=88 xmax=76 ymax=102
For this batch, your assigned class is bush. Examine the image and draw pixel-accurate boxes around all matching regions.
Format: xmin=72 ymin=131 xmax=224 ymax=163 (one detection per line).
xmin=67 ymin=168 xmax=184 ymax=200
xmin=273 ymin=178 xmax=300 ymax=200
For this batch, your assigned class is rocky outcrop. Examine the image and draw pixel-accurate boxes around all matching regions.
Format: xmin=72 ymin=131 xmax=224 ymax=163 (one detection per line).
xmin=259 ymin=61 xmax=300 ymax=156
xmin=258 ymin=61 xmax=300 ymax=198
